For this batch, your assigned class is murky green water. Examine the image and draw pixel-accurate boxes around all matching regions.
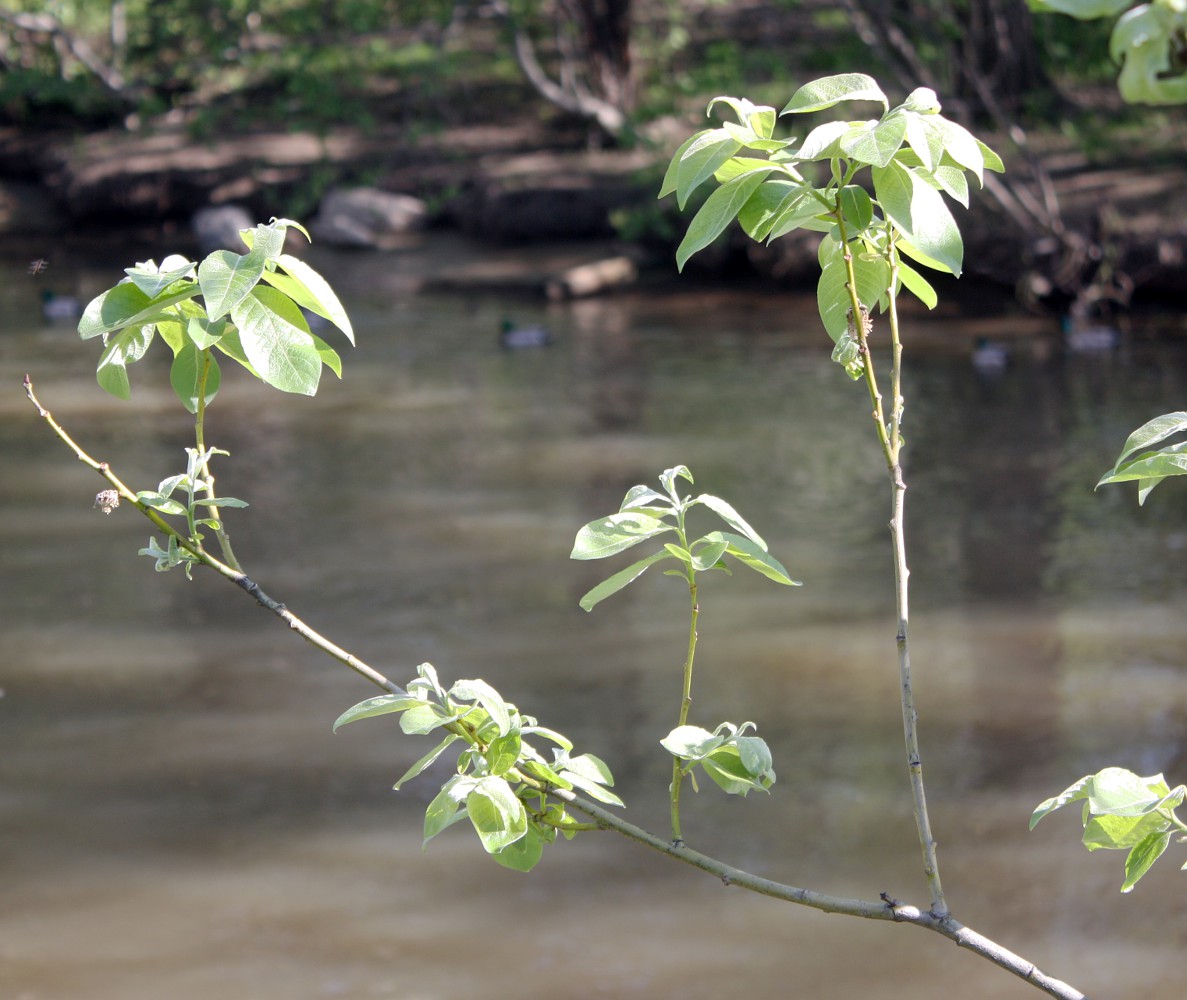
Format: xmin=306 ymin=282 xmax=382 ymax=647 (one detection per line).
xmin=3 ymin=236 xmax=1186 ymax=998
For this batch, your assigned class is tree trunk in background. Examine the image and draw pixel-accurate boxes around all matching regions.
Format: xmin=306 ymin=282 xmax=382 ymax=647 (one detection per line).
xmin=565 ymin=0 xmax=635 ymax=114
xmin=856 ymin=0 xmax=1053 ymax=119
xmin=496 ymin=0 xmax=635 ymax=139
xmin=953 ymin=0 xmax=1050 ymax=116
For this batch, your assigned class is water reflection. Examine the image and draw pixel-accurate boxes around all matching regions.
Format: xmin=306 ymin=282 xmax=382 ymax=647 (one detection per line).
xmin=3 ymin=238 xmax=1187 ymax=999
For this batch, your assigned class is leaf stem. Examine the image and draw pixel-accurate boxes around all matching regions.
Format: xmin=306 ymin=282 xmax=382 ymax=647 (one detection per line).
xmin=670 ymin=509 xmax=699 ymax=845
xmin=194 ymin=348 xmax=242 ymax=571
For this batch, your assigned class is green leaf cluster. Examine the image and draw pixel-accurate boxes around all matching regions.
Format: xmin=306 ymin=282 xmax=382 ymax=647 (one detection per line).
xmin=78 ymin=218 xmax=353 ymax=408
xmin=570 ymin=465 xmax=799 ymax=611
xmin=334 ymin=664 xmax=621 ymax=872
xmin=1032 ymin=767 xmax=1187 ymax=891
xmin=661 ymin=721 xmax=775 ymax=796
xmin=136 ymin=445 xmax=247 ymax=578
xmin=659 ymin=74 xmax=1002 ymax=349
xmin=1030 ymin=0 xmax=1187 ymax=105
xmin=1097 ymin=410 xmax=1187 ymax=503
xmin=664 ymin=73 xmax=997 ymax=285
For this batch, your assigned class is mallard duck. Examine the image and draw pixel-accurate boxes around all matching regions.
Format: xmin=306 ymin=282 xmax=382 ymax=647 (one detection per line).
xmin=1063 ymin=318 xmax=1120 ymax=352
xmin=972 ymin=337 xmax=1009 ymax=375
xmin=499 ymin=318 xmax=553 ymax=350
xmin=41 ymin=290 xmax=81 ymax=323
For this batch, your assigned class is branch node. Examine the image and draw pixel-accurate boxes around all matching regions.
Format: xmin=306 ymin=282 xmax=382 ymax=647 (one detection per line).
xmin=721 ymin=873 xmax=732 ymax=886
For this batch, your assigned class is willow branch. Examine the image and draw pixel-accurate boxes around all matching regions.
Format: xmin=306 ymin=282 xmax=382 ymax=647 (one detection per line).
xmin=834 ymin=225 xmax=947 ymax=915
xmin=24 ymin=374 xmax=1085 ymax=999
xmin=556 ymin=791 xmax=1083 ymax=1000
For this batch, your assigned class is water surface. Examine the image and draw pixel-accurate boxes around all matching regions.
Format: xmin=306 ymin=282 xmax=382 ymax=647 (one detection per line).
xmin=3 ymin=237 xmax=1187 ymax=998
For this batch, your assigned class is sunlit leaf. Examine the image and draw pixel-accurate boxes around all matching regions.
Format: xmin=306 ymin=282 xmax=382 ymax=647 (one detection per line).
xmin=261 ymin=253 xmax=355 ymax=344
xmin=676 ymin=168 xmax=777 ymax=271
xmin=198 ymin=248 xmax=267 ymax=321
xmin=333 ymin=692 xmax=425 ymax=732
xmin=571 ymin=512 xmax=674 ymax=560
xmin=892 ymin=257 xmax=940 ymax=308
xmin=578 ymin=549 xmax=674 ymax=611
xmin=840 ymin=113 xmax=907 ymax=167
xmin=1121 ymin=831 xmax=1172 ymax=892
xmin=872 ymin=160 xmax=963 ymax=275
xmin=1106 ymin=411 xmax=1187 ymax=467
xmin=467 ymin=776 xmax=528 ymax=854
xmin=695 ymin=493 xmax=767 ymax=549
xmin=95 ymin=324 xmax=154 ymax=399
xmin=169 ymin=341 xmax=219 ymax=414
xmin=450 ymin=677 xmax=512 ymax=736
xmin=394 ymin=734 xmax=461 ymax=790
xmin=1028 ymin=0 xmax=1131 ymax=16
xmin=705 ymin=530 xmax=799 ymax=585
xmin=231 ymin=285 xmax=322 ymax=395
xmin=782 ymin=73 xmax=888 ymax=114
xmin=491 ymin=825 xmax=545 ymax=871
xmin=484 ymin=731 xmax=522 ymax=776
xmin=79 ymin=281 xmax=197 ymax=340
xmin=674 ymin=128 xmax=744 ymax=209
xmin=124 ymin=257 xmax=196 ymax=297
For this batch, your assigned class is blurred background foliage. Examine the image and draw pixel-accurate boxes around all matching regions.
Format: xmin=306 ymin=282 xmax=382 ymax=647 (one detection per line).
xmin=0 ymin=0 xmax=1129 ymax=139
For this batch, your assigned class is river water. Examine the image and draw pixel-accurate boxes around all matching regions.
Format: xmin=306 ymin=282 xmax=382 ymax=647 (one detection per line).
xmin=2 ymin=235 xmax=1186 ymax=999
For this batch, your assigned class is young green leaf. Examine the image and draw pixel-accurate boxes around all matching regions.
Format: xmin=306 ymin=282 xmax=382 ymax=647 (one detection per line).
xmin=170 ymin=342 xmax=220 ymax=414
xmin=690 ymin=538 xmax=729 ymax=571
xmin=484 ymin=731 xmax=522 ymax=776
xmin=795 ymin=120 xmax=853 ymax=162
xmin=1118 ymin=411 xmax=1187 ymax=462
xmin=79 ymin=282 xmax=197 ymax=340
xmin=95 ymin=324 xmax=155 ymax=399
xmin=704 ymin=530 xmax=799 ymax=585
xmin=124 ymin=256 xmax=196 ymax=297
xmin=423 ymin=779 xmax=470 ymax=847
xmin=1121 ymin=832 xmax=1172 ymax=892
xmin=838 ymin=184 xmax=875 ymax=231
xmin=399 ymin=703 xmax=463 ymax=736
xmin=839 ymin=114 xmax=907 ymax=167
xmin=491 ymin=825 xmax=546 ymax=872
xmin=694 ymin=493 xmax=767 ymax=549
xmin=1029 ymin=0 xmax=1131 ymax=16
xmin=872 ymin=160 xmax=964 ymax=276
xmin=135 ymin=491 xmax=188 ymax=516
xmin=896 ymin=258 xmax=939 ymax=310
xmin=260 ymin=253 xmax=355 ymax=344
xmin=571 ymin=512 xmax=674 ymax=560
xmin=676 ymin=168 xmax=777 ymax=271
xmin=782 ymin=73 xmax=888 ymax=114
xmin=332 ymin=692 xmax=424 ymax=732
xmin=394 ymin=734 xmax=461 ymax=790
xmin=467 ymin=776 xmax=528 ymax=854
xmin=449 ymin=677 xmax=512 ymax=736
xmin=661 ymin=724 xmax=724 ymax=760
xmin=674 ymin=129 xmax=743 ymax=209
xmin=231 ymin=286 xmax=323 ymax=395
xmin=659 ymin=129 xmax=712 ymax=199
xmin=620 ymin=484 xmax=670 ymax=510
xmin=701 ymin=746 xmax=774 ymax=795
xmin=198 ymin=248 xmax=267 ymax=321
xmin=578 ymin=548 xmax=674 ymax=611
